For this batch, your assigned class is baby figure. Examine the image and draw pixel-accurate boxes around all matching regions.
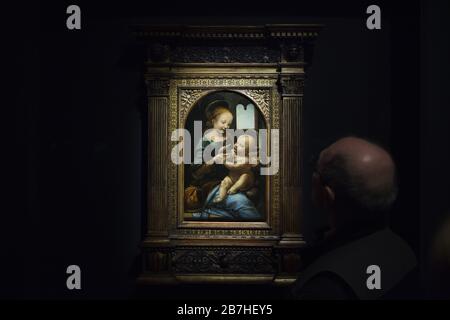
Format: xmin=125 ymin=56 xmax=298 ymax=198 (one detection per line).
xmin=213 ymin=134 xmax=258 ymax=203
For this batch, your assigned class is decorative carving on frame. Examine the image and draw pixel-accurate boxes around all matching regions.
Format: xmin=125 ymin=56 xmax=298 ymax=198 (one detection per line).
xmin=148 ymin=43 xmax=170 ymax=63
xmin=172 ymin=247 xmax=276 ymax=274
xmin=281 ymin=42 xmax=304 ymax=62
xmin=180 ymin=89 xmax=207 ymax=122
xmin=170 ymin=228 xmax=275 ymax=239
xmin=146 ymin=250 xmax=171 ymax=273
xmin=174 ymin=78 xmax=274 ymax=87
xmin=273 ymin=247 xmax=303 ymax=273
xmin=270 ymin=87 xmax=281 ymax=234
xmin=146 ymin=78 xmax=170 ymax=96
xmin=239 ymin=89 xmax=271 ymax=120
xmin=279 ymin=76 xmax=305 ymax=95
xmin=171 ymin=46 xmax=280 ymax=63
xmin=168 ymin=78 xmax=280 ymax=237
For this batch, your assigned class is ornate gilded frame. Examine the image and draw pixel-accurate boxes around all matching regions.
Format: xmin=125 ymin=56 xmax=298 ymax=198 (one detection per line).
xmin=134 ymin=24 xmax=321 ymax=285
xmin=170 ymin=79 xmax=280 ymax=234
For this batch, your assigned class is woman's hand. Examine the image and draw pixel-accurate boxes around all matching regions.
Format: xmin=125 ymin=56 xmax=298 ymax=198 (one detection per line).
xmin=213 ymin=153 xmax=226 ymax=164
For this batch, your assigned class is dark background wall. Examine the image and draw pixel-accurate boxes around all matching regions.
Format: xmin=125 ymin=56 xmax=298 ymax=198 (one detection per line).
xmin=420 ymin=0 xmax=450 ymax=297
xmin=6 ymin=0 xmax=444 ymax=299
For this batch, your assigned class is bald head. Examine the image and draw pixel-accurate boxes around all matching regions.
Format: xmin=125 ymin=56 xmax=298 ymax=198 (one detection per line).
xmin=320 ymin=137 xmax=396 ymax=195
xmin=317 ymin=137 xmax=398 ymax=229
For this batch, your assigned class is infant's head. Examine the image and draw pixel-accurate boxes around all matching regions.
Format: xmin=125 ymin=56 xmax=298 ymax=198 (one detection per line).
xmin=235 ymin=135 xmax=257 ymax=158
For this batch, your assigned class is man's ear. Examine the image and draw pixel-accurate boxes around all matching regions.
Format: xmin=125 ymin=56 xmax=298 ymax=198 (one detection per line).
xmin=323 ymin=185 xmax=335 ymax=209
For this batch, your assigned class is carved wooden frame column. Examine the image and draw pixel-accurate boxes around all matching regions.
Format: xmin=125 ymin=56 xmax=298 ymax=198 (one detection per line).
xmin=141 ymin=77 xmax=174 ymax=279
xmin=279 ymin=73 xmax=305 ymax=246
xmin=146 ymin=77 xmax=170 ymax=242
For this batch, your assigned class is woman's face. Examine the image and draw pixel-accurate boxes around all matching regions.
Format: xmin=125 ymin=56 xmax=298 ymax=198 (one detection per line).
xmin=213 ymin=112 xmax=233 ymax=131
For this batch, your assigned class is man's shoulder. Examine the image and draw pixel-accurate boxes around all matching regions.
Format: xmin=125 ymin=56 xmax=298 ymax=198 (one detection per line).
xmin=293 ymin=272 xmax=357 ymax=300
xmin=293 ymin=228 xmax=417 ymax=300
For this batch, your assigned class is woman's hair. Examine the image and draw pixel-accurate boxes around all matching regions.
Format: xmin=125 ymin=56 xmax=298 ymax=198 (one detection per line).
xmin=205 ymin=100 xmax=232 ymax=128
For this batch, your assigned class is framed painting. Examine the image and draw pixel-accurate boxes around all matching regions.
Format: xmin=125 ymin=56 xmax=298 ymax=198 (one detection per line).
xmin=135 ymin=24 xmax=321 ymax=284
xmin=182 ymin=90 xmax=269 ymax=222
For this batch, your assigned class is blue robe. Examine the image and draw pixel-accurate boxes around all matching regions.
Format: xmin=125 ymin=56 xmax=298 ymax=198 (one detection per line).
xmin=192 ymin=184 xmax=261 ymax=220
xmin=189 ymin=136 xmax=261 ymax=220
